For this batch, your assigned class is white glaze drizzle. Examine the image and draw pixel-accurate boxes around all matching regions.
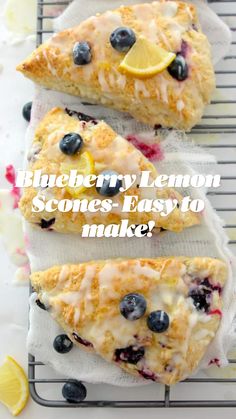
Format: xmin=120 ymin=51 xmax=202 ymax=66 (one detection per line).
xmin=177 ymin=100 xmax=185 ymax=112
xmin=89 ymin=11 xmax=122 ymax=60
xmin=133 ymin=261 xmax=160 ymax=279
xmin=159 ymin=2 xmax=178 ymax=18
xmin=87 ymin=315 xmax=138 ymax=349
xmin=98 ymin=69 xmax=110 ymax=92
xmin=108 ymin=72 xmax=116 ymax=87
xmin=59 ymin=265 xmax=70 ymax=283
xmin=114 ymin=70 xmax=127 ymax=90
xmin=98 ymin=263 xmax=120 ymax=302
xmin=134 ymin=80 xmax=150 ymax=99
xmin=82 ymin=63 xmax=94 ymax=81
xmin=133 ymin=4 xmax=160 ymax=43
xmin=158 ymin=29 xmax=171 ymax=50
xmin=50 ymin=265 xmax=70 ymax=294
xmin=87 ymin=133 xmax=141 ymax=174
xmin=185 ymin=5 xmax=193 ymax=20
xmin=42 ymin=49 xmax=58 ymax=77
xmin=57 ymin=265 xmax=96 ymax=324
xmin=159 ymin=75 xmax=169 ymax=103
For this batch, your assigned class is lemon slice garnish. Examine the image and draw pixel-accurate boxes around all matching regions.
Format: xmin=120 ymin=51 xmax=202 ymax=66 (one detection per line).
xmin=60 ymin=151 xmax=95 ymax=197
xmin=0 ymin=356 xmax=29 ymax=416
xmin=119 ymin=37 xmax=176 ymax=79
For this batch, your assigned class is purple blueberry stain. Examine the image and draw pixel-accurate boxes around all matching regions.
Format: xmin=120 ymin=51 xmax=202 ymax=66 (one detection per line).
xmin=209 ymin=358 xmax=220 ymax=367
xmin=191 ymin=23 xmax=198 ymax=32
xmin=180 ymin=39 xmax=189 ymax=58
xmin=65 ymin=108 xmax=98 ymax=125
xmin=72 ymin=332 xmax=93 ymax=348
xmin=159 ymin=341 xmax=166 ymax=349
xmin=114 ymin=346 xmax=145 ymax=364
xmin=126 ymin=134 xmax=164 ymax=162
xmin=164 ymin=364 xmax=174 ymax=373
xmin=201 ymin=278 xmax=222 ymax=295
xmin=138 ymin=368 xmax=157 ymax=381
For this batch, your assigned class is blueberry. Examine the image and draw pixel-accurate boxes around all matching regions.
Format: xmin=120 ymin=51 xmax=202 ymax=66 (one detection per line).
xmin=168 ymin=54 xmax=188 ymax=81
xmin=114 ymin=346 xmax=145 ymax=364
xmin=40 ymin=218 xmax=55 ymax=229
xmin=96 ymin=170 xmax=122 ymax=197
xmin=110 ymin=27 xmax=136 ymax=52
xmin=59 ymin=133 xmax=83 ymax=155
xmin=189 ymin=288 xmax=211 ymax=312
xmin=62 ymin=380 xmax=87 ymax=403
xmin=147 ymin=310 xmax=169 ymax=333
xmin=73 ymin=42 xmax=92 ymax=65
xmin=53 ymin=334 xmax=73 ymax=354
xmin=36 ymin=299 xmax=46 ymax=310
xmin=120 ymin=293 xmax=147 ymax=321
xmin=22 ymin=102 xmax=32 ymax=122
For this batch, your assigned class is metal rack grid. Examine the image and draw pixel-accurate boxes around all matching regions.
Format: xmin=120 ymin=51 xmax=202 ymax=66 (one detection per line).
xmin=29 ymin=0 xmax=236 ymax=408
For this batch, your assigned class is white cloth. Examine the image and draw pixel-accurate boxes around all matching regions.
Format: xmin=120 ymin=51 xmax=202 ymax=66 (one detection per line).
xmin=26 ymin=2 xmax=236 ymax=386
xmin=26 ymin=88 xmax=236 ymax=386
xmin=54 ymin=0 xmax=232 ymax=66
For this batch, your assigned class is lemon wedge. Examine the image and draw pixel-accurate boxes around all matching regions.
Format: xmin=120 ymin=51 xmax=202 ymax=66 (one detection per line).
xmin=60 ymin=151 xmax=95 ymax=197
xmin=0 ymin=356 xmax=29 ymax=416
xmin=119 ymin=37 xmax=176 ymax=79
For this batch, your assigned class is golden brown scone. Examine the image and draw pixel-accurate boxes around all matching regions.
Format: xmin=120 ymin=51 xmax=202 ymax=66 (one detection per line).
xmin=19 ymin=107 xmax=199 ymax=233
xmin=16 ymin=1 xmax=215 ymax=130
xmin=31 ymin=257 xmax=227 ymax=385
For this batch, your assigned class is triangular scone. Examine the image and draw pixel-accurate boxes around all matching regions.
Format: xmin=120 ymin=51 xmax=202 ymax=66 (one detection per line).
xmin=16 ymin=2 xmax=215 ymax=130
xmin=19 ymin=108 xmax=199 ymax=234
xmin=31 ymin=257 xmax=227 ymax=385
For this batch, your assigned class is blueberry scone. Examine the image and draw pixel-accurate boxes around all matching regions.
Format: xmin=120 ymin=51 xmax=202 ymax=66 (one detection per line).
xmin=16 ymin=1 xmax=215 ymax=130
xmin=31 ymin=257 xmax=227 ymax=385
xmin=19 ymin=107 xmax=199 ymax=233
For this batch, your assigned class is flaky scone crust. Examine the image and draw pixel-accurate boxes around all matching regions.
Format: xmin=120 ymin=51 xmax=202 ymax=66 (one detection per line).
xmin=31 ymin=257 xmax=227 ymax=385
xmin=19 ymin=107 xmax=199 ymax=233
xmin=17 ymin=1 xmax=215 ymax=130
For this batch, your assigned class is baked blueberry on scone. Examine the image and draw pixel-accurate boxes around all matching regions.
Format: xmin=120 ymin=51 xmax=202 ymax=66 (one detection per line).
xmin=16 ymin=1 xmax=215 ymax=130
xmin=31 ymin=257 xmax=227 ymax=385
xmin=19 ymin=107 xmax=199 ymax=233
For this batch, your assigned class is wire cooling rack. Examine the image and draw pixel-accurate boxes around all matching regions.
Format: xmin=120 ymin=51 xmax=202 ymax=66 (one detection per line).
xmin=29 ymin=0 xmax=236 ymax=408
